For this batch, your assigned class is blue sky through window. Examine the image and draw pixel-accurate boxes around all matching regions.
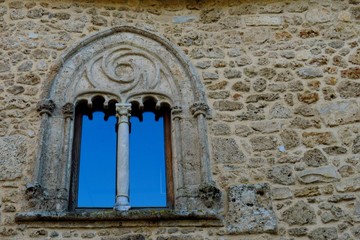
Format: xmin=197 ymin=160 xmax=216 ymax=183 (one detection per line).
xmin=77 ymin=111 xmax=166 ymax=208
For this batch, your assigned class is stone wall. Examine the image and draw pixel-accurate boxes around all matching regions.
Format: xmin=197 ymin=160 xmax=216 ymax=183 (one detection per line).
xmin=1 ymin=0 xmax=360 ymax=239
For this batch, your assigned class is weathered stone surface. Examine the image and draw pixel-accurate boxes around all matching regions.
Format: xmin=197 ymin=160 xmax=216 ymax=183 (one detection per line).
xmin=208 ymin=91 xmax=230 ymax=99
xmin=226 ymin=184 xmax=277 ymax=234
xmin=309 ymin=227 xmax=338 ymax=240
xmin=328 ymin=194 xmax=356 ymax=203
xmin=297 ymin=165 xmax=341 ymax=184
xmin=335 ymin=177 xmax=360 ymax=192
xmin=338 ymin=164 xmax=355 ymax=177
xmin=269 ymin=102 xmax=292 ymax=119
xmin=341 ymin=67 xmax=360 ymax=79
xmin=302 ymin=149 xmax=328 ymax=167
xmin=251 ymin=121 xmax=281 ymax=133
xmin=267 ymin=165 xmax=295 ymax=185
xmin=212 ymin=138 xmax=245 ymax=163
xmin=282 ymin=200 xmax=316 ymax=225
xmin=294 ymin=186 xmax=321 ymax=197
xmin=322 ymin=146 xmax=347 ymax=155
xmin=306 ymin=8 xmax=334 ymax=23
xmin=250 ymin=136 xmax=278 ymax=151
xmin=298 ymin=91 xmax=319 ymax=104
xmin=280 ymin=129 xmax=300 ymax=150
xmin=210 ymin=123 xmax=231 ymax=136
xmin=288 ymin=227 xmax=308 ymax=237
xmin=0 ymin=135 xmax=26 ymax=180
xmin=244 ymin=15 xmax=283 ymax=26
xmin=294 ymin=105 xmax=316 ymax=117
xmin=223 ymin=69 xmax=242 ymax=79
xmin=232 ymin=81 xmax=250 ymax=92
xmin=200 ymin=9 xmax=221 ymax=23
xmin=298 ymin=67 xmax=323 ymax=79
xmin=338 ymin=81 xmax=360 ymax=98
xmin=290 ymin=116 xmax=320 ymax=129
xmin=246 ymin=93 xmax=279 ymax=103
xmin=317 ymin=100 xmax=360 ymax=127
xmin=349 ymin=49 xmax=360 ymax=65
xmin=302 ymin=132 xmax=336 ymax=147
xmin=207 ymin=81 xmax=227 ymax=90
xmin=271 ymin=187 xmax=293 ymax=200
xmin=353 ymin=135 xmax=360 ymax=153
xmin=235 ymin=125 xmax=253 ymax=137
xmin=213 ymin=100 xmax=243 ymax=111
xmin=252 ymin=78 xmax=267 ymax=92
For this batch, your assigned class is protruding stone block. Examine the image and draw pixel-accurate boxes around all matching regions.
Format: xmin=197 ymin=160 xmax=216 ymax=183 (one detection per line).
xmin=226 ymin=183 xmax=277 ymax=234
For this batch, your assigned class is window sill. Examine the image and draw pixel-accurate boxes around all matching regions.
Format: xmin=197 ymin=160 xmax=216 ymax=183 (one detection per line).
xmin=15 ymin=209 xmax=223 ymax=227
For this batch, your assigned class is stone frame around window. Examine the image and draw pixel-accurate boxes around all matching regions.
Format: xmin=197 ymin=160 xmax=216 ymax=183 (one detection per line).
xmin=16 ymin=26 xmax=222 ymax=223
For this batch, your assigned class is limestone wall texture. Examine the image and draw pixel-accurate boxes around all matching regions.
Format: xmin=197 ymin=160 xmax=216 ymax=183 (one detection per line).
xmin=1 ymin=0 xmax=360 ymax=239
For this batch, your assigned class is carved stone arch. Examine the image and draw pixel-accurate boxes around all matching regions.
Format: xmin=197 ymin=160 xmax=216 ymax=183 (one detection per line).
xmin=32 ymin=26 xmax=220 ymax=213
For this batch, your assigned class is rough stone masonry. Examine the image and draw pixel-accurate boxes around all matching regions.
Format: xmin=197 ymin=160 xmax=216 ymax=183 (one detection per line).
xmin=1 ymin=0 xmax=360 ymax=239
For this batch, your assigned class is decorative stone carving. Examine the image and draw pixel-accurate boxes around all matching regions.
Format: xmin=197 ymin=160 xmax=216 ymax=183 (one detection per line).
xmin=36 ymin=99 xmax=55 ymax=116
xmin=190 ymin=102 xmax=210 ymax=118
xmin=226 ymin=183 xmax=277 ymax=234
xmin=198 ymin=183 xmax=221 ymax=208
xmin=171 ymin=105 xmax=183 ymax=120
xmin=62 ymin=103 xmax=74 ymax=119
xmin=85 ymin=45 xmax=177 ymax=98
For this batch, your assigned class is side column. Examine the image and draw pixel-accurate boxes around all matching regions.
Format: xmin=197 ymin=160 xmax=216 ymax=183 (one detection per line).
xmin=114 ymin=103 xmax=132 ymax=211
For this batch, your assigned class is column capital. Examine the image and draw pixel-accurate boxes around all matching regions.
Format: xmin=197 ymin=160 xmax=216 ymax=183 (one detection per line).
xmin=190 ymin=102 xmax=210 ymax=118
xmin=62 ymin=103 xmax=74 ymax=119
xmin=115 ymin=103 xmax=132 ymax=124
xmin=171 ymin=105 xmax=183 ymax=120
xmin=37 ymin=99 xmax=56 ymax=116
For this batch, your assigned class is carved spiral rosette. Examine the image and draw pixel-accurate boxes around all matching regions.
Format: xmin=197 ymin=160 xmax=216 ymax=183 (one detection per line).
xmin=86 ymin=45 xmax=173 ymax=94
xmin=37 ymin=99 xmax=56 ymax=116
xmin=190 ymin=102 xmax=210 ymax=118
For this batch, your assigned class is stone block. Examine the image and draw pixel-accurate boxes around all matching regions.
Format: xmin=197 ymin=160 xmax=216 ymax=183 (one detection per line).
xmin=250 ymin=136 xmax=278 ymax=152
xmin=211 ymin=138 xmax=245 ymax=164
xmin=302 ymin=132 xmax=336 ymax=148
xmin=306 ymin=8 xmax=334 ymax=23
xmin=335 ymin=177 xmax=360 ymax=193
xmin=282 ymin=200 xmax=316 ymax=225
xmin=226 ymin=183 xmax=277 ymax=234
xmin=0 ymin=135 xmax=26 ymax=180
xmin=271 ymin=187 xmax=293 ymax=200
xmin=309 ymin=227 xmax=338 ymax=240
xmin=302 ymin=149 xmax=328 ymax=167
xmin=244 ymin=15 xmax=283 ymax=26
xmin=267 ymin=164 xmax=295 ymax=185
xmin=317 ymin=100 xmax=360 ymax=127
xmin=297 ymin=165 xmax=341 ymax=184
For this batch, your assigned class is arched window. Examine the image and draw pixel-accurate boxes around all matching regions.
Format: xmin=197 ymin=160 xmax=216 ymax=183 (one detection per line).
xmin=23 ymin=27 xmax=221 ymax=217
xmin=70 ymin=97 xmax=173 ymax=210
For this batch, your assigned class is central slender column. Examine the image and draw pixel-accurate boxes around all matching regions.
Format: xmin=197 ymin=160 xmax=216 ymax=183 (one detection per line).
xmin=114 ymin=103 xmax=132 ymax=211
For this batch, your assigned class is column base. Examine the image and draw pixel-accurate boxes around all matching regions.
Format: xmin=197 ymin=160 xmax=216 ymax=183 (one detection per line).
xmin=114 ymin=196 xmax=131 ymax=211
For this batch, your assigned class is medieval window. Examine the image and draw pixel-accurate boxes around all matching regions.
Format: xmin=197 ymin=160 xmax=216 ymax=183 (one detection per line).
xmin=71 ymin=97 xmax=173 ymax=210
xmin=22 ymin=27 xmax=221 ymax=219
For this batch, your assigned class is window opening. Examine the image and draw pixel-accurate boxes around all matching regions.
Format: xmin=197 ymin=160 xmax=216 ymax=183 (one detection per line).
xmin=77 ymin=111 xmax=117 ymax=208
xmin=72 ymin=97 xmax=173 ymax=210
xmin=129 ymin=112 xmax=166 ymax=207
